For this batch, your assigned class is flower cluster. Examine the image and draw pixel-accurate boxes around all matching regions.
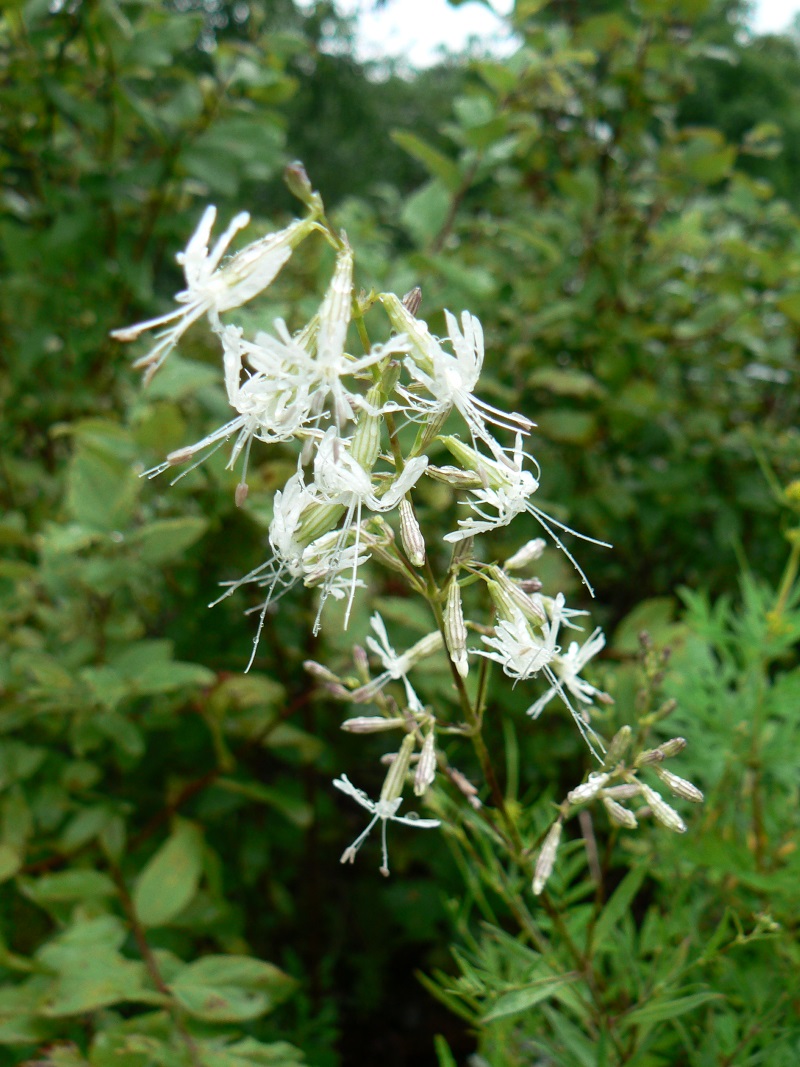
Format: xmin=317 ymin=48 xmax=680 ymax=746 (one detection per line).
xmin=115 ymin=167 xmax=699 ymax=880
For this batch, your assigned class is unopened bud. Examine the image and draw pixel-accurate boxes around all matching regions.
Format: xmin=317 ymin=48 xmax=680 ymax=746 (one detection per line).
xmin=350 ymin=386 xmax=382 ymax=471
xmin=640 ymin=784 xmax=686 ymax=833
xmin=304 ymin=660 xmax=341 ymax=684
xmin=533 ymin=820 xmax=562 ymax=895
xmin=380 ymin=733 xmax=416 ymax=803
xmin=444 ymin=581 xmax=469 ymax=678
xmin=602 ymin=725 xmax=632 ymax=769
xmin=284 ymin=161 xmax=323 ymax=213
xmin=657 ymin=736 xmax=687 ymax=759
xmin=505 ymin=538 xmax=546 ymax=571
xmin=653 ymin=765 xmax=704 ymax=803
xmin=517 ymin=577 xmax=543 ymax=594
xmin=402 ymin=286 xmax=422 ymax=316
xmin=353 ymin=645 xmax=370 ymax=678
xmin=448 ymin=767 xmax=479 ymax=800
xmin=603 ymin=783 xmax=641 ymax=801
xmin=654 ymin=698 xmax=678 ymax=721
xmin=635 ymin=747 xmax=665 ymax=767
xmin=399 ymin=499 xmax=426 ymax=567
xmin=603 ymin=796 xmax=638 ymax=829
xmin=426 ymin=465 xmax=483 ymax=488
xmin=413 ymin=730 xmax=437 ymax=796
xmin=486 ymin=567 xmax=546 ymax=624
xmin=567 ymin=772 xmax=610 ymax=807
xmin=341 ymin=716 xmax=406 ymax=734
xmin=235 ymin=482 xmax=249 ymax=507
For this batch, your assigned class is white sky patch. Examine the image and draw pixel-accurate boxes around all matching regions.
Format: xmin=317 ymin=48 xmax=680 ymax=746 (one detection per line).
xmin=752 ymin=0 xmax=800 ymax=33
xmin=297 ymin=0 xmax=799 ymax=68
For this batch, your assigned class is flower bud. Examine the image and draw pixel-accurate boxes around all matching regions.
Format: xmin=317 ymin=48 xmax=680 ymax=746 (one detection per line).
xmin=380 ymin=732 xmax=416 ymax=803
xmin=602 ymin=725 xmax=632 ymax=769
xmin=341 ymin=716 xmax=407 ymax=734
xmin=485 ymin=567 xmax=546 ymax=625
xmin=653 ymin=765 xmax=704 ymax=803
xmin=505 ymin=538 xmax=546 ymax=571
xmin=350 ymin=386 xmax=383 ymax=471
xmin=657 ymin=736 xmax=687 ymax=759
xmin=399 ymin=499 xmax=426 ymax=567
xmin=413 ymin=730 xmax=437 ymax=796
xmin=640 ymin=784 xmax=687 ymax=833
xmin=603 ymin=783 xmax=641 ymax=801
xmin=426 ymin=465 xmax=483 ymax=488
xmin=304 ymin=660 xmax=341 ymax=684
xmin=402 ymin=287 xmax=422 ymax=316
xmin=567 ymin=772 xmax=610 ymax=807
xmin=284 ymin=161 xmax=323 ymax=213
xmin=533 ymin=820 xmax=562 ymax=895
xmin=379 ymin=292 xmax=436 ymax=374
xmin=235 ymin=482 xmax=249 ymax=507
xmin=444 ymin=581 xmax=469 ymax=678
xmin=603 ymin=796 xmax=638 ymax=829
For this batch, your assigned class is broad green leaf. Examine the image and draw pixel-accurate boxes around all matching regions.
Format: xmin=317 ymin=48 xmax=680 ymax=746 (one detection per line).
xmin=170 ymin=955 xmax=296 ymax=1023
xmin=400 ymin=179 xmax=451 ymax=248
xmin=215 ymin=779 xmax=313 ymax=829
xmin=390 ymin=131 xmax=460 ymax=192
xmin=133 ymin=820 xmax=204 ymax=927
xmin=22 ymin=869 xmax=117 ymax=904
xmin=0 ymin=845 xmax=21 ymax=883
xmin=128 ymin=517 xmax=208 ymax=564
xmin=198 ymin=1037 xmax=306 ymax=1067
xmin=132 ymin=660 xmax=216 ymax=695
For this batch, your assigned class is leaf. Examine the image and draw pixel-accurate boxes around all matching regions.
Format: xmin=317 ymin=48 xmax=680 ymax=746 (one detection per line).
xmin=128 ymin=517 xmax=208 ymax=564
xmin=0 ymin=845 xmax=21 ymax=884
xmin=215 ymin=779 xmax=313 ymax=829
xmin=433 ymin=1036 xmax=457 ymax=1067
xmin=400 ymin=180 xmax=451 ymax=248
xmin=170 ymin=955 xmax=296 ymax=1023
xmin=22 ymin=869 xmax=118 ymax=904
xmin=390 ymin=131 xmax=460 ymax=192
xmin=481 ymin=974 xmax=577 ymax=1021
xmin=621 ymin=991 xmax=723 ymax=1030
xmin=132 ymin=660 xmax=216 ymax=695
xmin=198 ymin=1036 xmax=306 ymax=1067
xmin=133 ymin=820 xmax=204 ymax=927
xmin=592 ymin=866 xmax=647 ymax=951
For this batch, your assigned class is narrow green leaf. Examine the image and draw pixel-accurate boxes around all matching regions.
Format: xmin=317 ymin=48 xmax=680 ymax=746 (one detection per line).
xmin=621 ymin=991 xmax=723 ymax=1030
xmin=481 ymin=974 xmax=576 ymax=1022
xmin=591 ymin=866 xmax=647 ymax=950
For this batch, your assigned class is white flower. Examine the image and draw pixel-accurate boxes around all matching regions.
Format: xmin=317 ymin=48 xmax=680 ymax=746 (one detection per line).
xmin=147 ymin=324 xmax=315 ymax=490
xmin=309 ymin=428 xmax=428 ymax=631
xmin=526 ymin=627 xmax=606 ymax=719
xmin=475 ymin=603 xmax=562 ymax=683
xmin=443 ymin=434 xmax=610 ymax=597
xmin=333 ymin=774 xmax=440 ymax=875
xmin=353 ymin=613 xmax=442 ymax=712
xmin=112 ymin=206 xmax=315 ymax=381
xmin=380 ymin=295 xmax=531 ymax=457
xmin=475 ymin=596 xmax=604 ymax=759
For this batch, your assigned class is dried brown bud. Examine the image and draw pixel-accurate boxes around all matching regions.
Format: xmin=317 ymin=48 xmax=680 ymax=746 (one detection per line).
xmin=402 ymin=286 xmax=422 ymax=316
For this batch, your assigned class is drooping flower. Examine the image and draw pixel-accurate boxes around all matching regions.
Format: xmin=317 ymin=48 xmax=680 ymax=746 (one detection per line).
xmin=441 ymin=433 xmax=610 ymax=596
xmin=112 ymin=206 xmax=317 ymax=381
xmin=380 ymin=295 xmax=531 ymax=457
xmin=525 ymin=627 xmax=607 ymax=720
xmin=475 ymin=595 xmax=603 ymax=758
xmin=352 ymin=613 xmax=443 ymax=711
xmin=333 ymin=773 xmax=440 ymax=876
xmin=146 ymin=324 xmax=316 ymax=493
xmin=309 ymin=428 xmax=429 ymax=630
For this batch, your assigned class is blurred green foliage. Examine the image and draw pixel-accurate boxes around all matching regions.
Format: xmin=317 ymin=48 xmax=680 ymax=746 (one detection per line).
xmin=2 ymin=0 xmax=800 ymax=1064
